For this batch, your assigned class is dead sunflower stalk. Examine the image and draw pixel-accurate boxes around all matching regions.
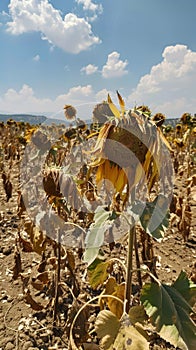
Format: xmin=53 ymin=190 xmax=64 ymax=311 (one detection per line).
xmin=89 ymin=92 xmax=173 ymax=312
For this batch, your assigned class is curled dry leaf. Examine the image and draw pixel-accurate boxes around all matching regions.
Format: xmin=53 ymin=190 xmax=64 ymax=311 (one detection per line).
xmin=18 ymin=233 xmax=33 ymax=252
xmin=24 ymin=222 xmax=46 ymax=255
xmin=48 ymin=257 xmax=57 ymax=269
xmin=37 ymin=259 xmax=47 ymax=273
xmin=36 ymin=271 xmax=49 ymax=284
xmin=100 ymin=277 xmax=125 ymax=319
xmin=24 ymin=289 xmax=44 ymax=311
xmin=31 ymin=279 xmax=44 ymax=291
xmin=32 ymin=227 xmax=46 ymax=255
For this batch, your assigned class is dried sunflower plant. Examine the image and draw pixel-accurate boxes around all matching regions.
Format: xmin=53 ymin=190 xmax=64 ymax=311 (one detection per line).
xmin=18 ymin=93 xmax=196 ymax=350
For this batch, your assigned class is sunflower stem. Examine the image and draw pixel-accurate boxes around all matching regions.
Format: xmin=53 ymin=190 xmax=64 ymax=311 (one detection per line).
xmin=134 ymin=235 xmax=142 ymax=287
xmin=53 ymin=228 xmax=61 ymax=325
xmin=125 ymin=225 xmax=135 ymax=313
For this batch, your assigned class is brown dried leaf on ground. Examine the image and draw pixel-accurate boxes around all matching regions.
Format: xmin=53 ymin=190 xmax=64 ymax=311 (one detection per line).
xmin=24 ymin=289 xmax=44 ymax=311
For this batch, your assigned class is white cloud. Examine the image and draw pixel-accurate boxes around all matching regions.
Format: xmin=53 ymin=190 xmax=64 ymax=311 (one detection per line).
xmin=80 ymin=52 xmax=129 ymax=78
xmin=102 ymin=51 xmax=128 ymax=78
xmin=0 ymin=9 xmax=9 ymax=25
xmin=6 ymin=0 xmax=101 ymax=54
xmin=33 ymin=54 xmax=40 ymax=62
xmin=0 ymin=84 xmax=98 ymax=119
xmin=76 ymin=0 xmax=103 ymax=13
xmin=58 ymin=85 xmax=94 ymax=101
xmin=81 ymin=63 xmax=98 ymax=75
xmin=0 ymin=84 xmax=121 ymax=120
xmin=0 ymin=84 xmax=51 ymax=113
xmin=95 ymin=88 xmax=111 ymax=101
xmin=128 ymin=44 xmax=196 ymax=117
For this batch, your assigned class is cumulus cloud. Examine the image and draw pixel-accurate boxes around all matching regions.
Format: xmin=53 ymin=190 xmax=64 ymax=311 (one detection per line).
xmin=0 ymin=84 xmax=52 ymax=114
xmin=95 ymin=88 xmax=111 ymax=101
xmin=0 ymin=9 xmax=9 ymax=25
xmin=76 ymin=0 xmax=103 ymax=13
xmin=81 ymin=63 xmax=98 ymax=75
xmin=0 ymin=84 xmax=98 ymax=118
xmin=102 ymin=51 xmax=128 ymax=78
xmin=6 ymin=0 xmax=101 ymax=53
xmin=128 ymin=44 xmax=196 ymax=117
xmin=58 ymin=85 xmax=94 ymax=102
xmin=0 ymin=83 xmax=122 ymax=120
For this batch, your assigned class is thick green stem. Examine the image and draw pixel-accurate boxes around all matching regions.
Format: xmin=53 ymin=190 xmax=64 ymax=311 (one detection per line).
xmin=125 ymin=225 xmax=135 ymax=313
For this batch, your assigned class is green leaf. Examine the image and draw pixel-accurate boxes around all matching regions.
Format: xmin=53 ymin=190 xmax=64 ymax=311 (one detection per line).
xmin=83 ymin=207 xmax=112 ymax=266
xmin=87 ymin=257 xmax=105 ymax=272
xmin=172 ymin=270 xmax=196 ymax=307
xmin=83 ymin=247 xmax=101 ymax=267
xmin=88 ymin=260 xmax=109 ymax=289
xmin=138 ymin=196 xmax=170 ymax=241
xmin=95 ymin=310 xmax=149 ymax=350
xmin=141 ymin=282 xmax=196 ymax=349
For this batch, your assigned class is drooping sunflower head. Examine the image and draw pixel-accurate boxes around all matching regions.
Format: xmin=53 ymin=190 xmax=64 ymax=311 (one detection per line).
xmin=180 ymin=112 xmax=192 ymax=125
xmin=90 ymin=92 xmax=172 ymax=203
xmin=92 ymin=101 xmax=115 ymax=125
xmin=64 ymin=105 xmax=77 ymax=120
xmin=152 ymin=113 xmax=166 ymax=127
xmin=176 ymin=124 xmax=182 ymax=133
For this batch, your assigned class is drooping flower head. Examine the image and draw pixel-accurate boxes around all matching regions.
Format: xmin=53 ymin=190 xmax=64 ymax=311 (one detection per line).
xmin=64 ymin=105 xmax=77 ymax=120
xmin=90 ymin=92 xmax=172 ymax=204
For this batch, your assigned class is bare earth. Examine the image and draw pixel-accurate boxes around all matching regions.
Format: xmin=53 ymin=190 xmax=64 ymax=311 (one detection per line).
xmin=0 ymin=135 xmax=195 ymax=350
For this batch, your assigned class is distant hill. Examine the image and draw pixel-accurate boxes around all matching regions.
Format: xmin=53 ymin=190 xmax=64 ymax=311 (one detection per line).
xmin=0 ymin=113 xmax=179 ymax=127
xmin=0 ymin=114 xmax=47 ymax=124
xmin=0 ymin=114 xmax=71 ymax=125
xmin=163 ymin=118 xmax=180 ymax=127
xmin=0 ymin=113 xmax=92 ymax=126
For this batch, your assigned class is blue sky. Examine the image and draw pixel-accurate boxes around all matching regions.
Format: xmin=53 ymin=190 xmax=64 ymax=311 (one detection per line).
xmin=0 ymin=0 xmax=196 ymax=119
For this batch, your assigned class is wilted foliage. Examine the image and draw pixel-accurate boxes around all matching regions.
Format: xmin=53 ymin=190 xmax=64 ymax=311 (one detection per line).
xmin=0 ymin=94 xmax=195 ymax=350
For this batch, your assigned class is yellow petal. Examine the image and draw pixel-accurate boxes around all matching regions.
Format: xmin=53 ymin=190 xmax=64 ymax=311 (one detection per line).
xmin=103 ymin=159 xmax=111 ymax=179
xmin=91 ymin=123 xmax=112 ymax=156
xmin=133 ymin=163 xmax=144 ymax=187
xmin=90 ymin=157 xmax=105 ymax=167
xmin=107 ymin=94 xmax=121 ymax=118
xmin=115 ymin=168 xmax=127 ymax=193
xmin=96 ymin=163 xmax=104 ymax=184
xmin=147 ymin=160 xmax=158 ymax=192
xmin=110 ymin=165 xmax=119 ymax=187
xmin=86 ymin=131 xmax=99 ymax=139
xmin=116 ymin=91 xmax=125 ymax=114
xmin=143 ymin=149 xmax=152 ymax=174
